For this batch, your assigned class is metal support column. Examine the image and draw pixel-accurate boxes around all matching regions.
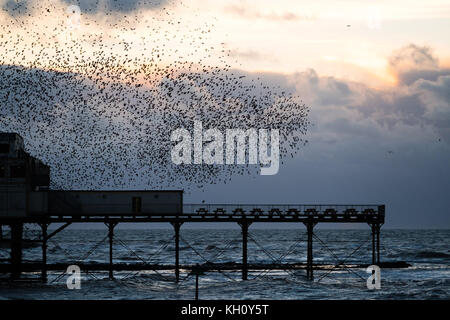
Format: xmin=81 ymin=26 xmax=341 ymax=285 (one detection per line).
xmin=41 ymin=223 xmax=48 ymax=283
xmin=376 ymin=224 xmax=381 ymax=264
xmin=305 ymin=221 xmax=315 ymax=280
xmin=171 ymin=222 xmax=182 ymax=283
xmin=238 ymin=221 xmax=250 ymax=280
xmin=10 ymin=222 xmax=23 ymax=279
xmin=195 ymin=273 xmax=199 ymax=300
xmin=191 ymin=264 xmax=204 ymax=300
xmin=106 ymin=222 xmax=118 ymax=280
xmin=371 ymin=224 xmax=376 ymax=265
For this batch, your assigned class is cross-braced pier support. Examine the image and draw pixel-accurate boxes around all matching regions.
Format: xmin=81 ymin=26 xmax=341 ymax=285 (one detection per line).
xmin=39 ymin=221 xmax=71 ymax=283
xmin=0 ymin=204 xmax=386 ymax=283
xmin=171 ymin=221 xmax=183 ymax=283
xmin=238 ymin=221 xmax=252 ymax=280
xmin=105 ymin=222 xmax=118 ymax=280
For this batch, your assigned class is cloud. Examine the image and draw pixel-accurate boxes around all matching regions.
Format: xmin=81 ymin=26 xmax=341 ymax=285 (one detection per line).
xmin=414 ymin=75 xmax=450 ymax=104
xmin=0 ymin=0 xmax=172 ymax=17
xmin=62 ymin=0 xmax=170 ymax=14
xmin=228 ymin=49 xmax=277 ymax=63
xmin=387 ymin=44 xmax=450 ymax=85
xmin=288 ymin=46 xmax=450 ymax=142
xmin=291 ymin=69 xmax=361 ymax=106
xmin=350 ymin=74 xmax=450 ymax=140
xmin=396 ymin=69 xmax=450 ymax=86
xmin=225 ymin=4 xmax=315 ymax=22
xmin=389 ymin=44 xmax=439 ymax=72
xmin=355 ymin=90 xmax=426 ymax=128
xmin=1 ymin=0 xmax=30 ymax=16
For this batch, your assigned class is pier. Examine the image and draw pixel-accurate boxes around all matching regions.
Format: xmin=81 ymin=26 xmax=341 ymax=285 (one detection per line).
xmin=0 ymin=204 xmax=386 ymax=282
xmin=0 ymin=132 xmax=399 ymax=285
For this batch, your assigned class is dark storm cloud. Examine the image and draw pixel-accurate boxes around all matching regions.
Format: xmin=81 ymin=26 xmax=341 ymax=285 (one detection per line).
xmin=349 ymin=89 xmax=427 ymax=129
xmin=292 ymin=69 xmax=358 ymax=106
xmin=396 ymin=69 xmax=450 ymax=86
xmin=389 ymin=44 xmax=439 ymax=71
xmin=0 ymin=0 xmax=171 ymax=17
xmin=61 ymin=0 xmax=99 ymax=13
xmin=388 ymin=44 xmax=450 ymax=85
xmin=1 ymin=0 xmax=30 ymax=16
xmin=289 ymin=46 xmax=450 ymax=142
xmin=413 ymin=75 xmax=450 ymax=138
xmin=414 ymin=75 xmax=450 ymax=103
xmin=61 ymin=0 xmax=169 ymax=14
xmin=349 ymin=45 xmax=450 ymax=138
xmin=351 ymin=83 xmax=447 ymax=138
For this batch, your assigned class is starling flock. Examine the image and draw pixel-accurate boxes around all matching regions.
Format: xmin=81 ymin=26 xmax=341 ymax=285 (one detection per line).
xmin=0 ymin=0 xmax=310 ymax=190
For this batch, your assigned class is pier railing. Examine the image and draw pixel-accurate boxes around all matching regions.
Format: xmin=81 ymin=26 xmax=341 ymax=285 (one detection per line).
xmin=182 ymin=204 xmax=384 ymax=221
xmin=19 ymin=204 xmax=385 ymax=223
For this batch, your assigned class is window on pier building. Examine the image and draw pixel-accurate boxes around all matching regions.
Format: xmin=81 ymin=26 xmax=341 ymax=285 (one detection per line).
xmin=132 ymin=197 xmax=142 ymax=213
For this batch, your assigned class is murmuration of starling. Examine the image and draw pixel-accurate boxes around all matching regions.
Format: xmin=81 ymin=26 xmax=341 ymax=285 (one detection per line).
xmin=0 ymin=0 xmax=310 ymax=190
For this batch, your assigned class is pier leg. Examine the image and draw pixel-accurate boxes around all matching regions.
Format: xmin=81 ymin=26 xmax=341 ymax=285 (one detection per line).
xmin=0 ymin=224 xmax=2 ymax=240
xmin=106 ymin=222 xmax=117 ymax=280
xmin=10 ymin=222 xmax=23 ymax=280
xmin=40 ymin=223 xmax=48 ymax=283
xmin=172 ymin=222 xmax=182 ymax=283
xmin=304 ymin=221 xmax=315 ymax=280
xmin=376 ymin=224 xmax=381 ymax=264
xmin=371 ymin=224 xmax=376 ymax=265
xmin=195 ymin=273 xmax=199 ymax=300
xmin=238 ymin=221 xmax=250 ymax=280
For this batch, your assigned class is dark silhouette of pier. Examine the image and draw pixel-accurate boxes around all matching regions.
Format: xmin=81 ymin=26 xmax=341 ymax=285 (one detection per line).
xmin=0 ymin=132 xmax=397 ymax=284
xmin=0 ymin=204 xmax=386 ymax=282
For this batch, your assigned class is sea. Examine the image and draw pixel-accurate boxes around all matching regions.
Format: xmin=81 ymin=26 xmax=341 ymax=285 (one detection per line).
xmin=0 ymin=229 xmax=449 ymax=300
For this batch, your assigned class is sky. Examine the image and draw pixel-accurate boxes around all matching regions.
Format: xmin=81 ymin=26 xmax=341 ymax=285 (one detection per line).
xmin=0 ymin=0 xmax=449 ymax=228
